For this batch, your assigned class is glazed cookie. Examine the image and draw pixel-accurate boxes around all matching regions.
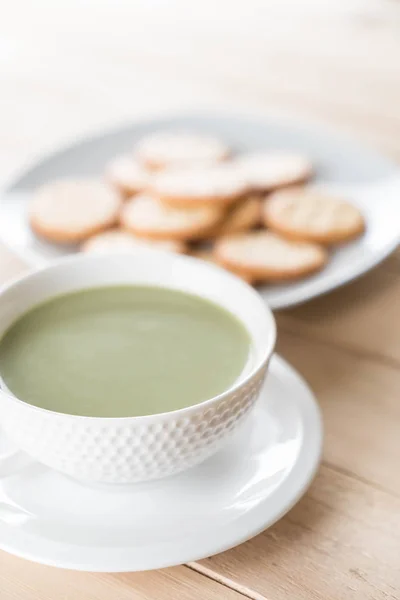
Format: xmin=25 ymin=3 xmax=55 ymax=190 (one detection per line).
xmin=106 ymin=154 xmax=150 ymax=197
xmin=135 ymin=131 xmax=229 ymax=170
xmin=120 ymin=194 xmax=223 ymax=241
xmin=214 ymin=231 xmax=327 ymax=281
xmin=236 ymin=152 xmax=313 ymax=192
xmin=82 ymin=229 xmax=185 ymax=254
xmin=193 ymin=248 xmax=255 ymax=284
xmin=263 ymin=188 xmax=365 ymax=244
xmin=30 ymin=179 xmax=121 ymax=243
xmin=149 ymin=165 xmax=248 ymax=208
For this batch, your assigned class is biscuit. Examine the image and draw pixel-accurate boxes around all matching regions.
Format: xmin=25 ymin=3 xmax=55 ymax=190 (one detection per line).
xmin=193 ymin=248 xmax=255 ymax=284
xmin=214 ymin=231 xmax=327 ymax=281
xmin=106 ymin=154 xmax=150 ymax=197
xmin=82 ymin=229 xmax=186 ymax=254
xmin=30 ymin=179 xmax=121 ymax=243
xmin=149 ymin=165 xmax=248 ymax=208
xmin=263 ymin=188 xmax=365 ymax=244
xmin=120 ymin=194 xmax=223 ymax=241
xmin=217 ymin=196 xmax=262 ymax=236
xmin=135 ymin=131 xmax=229 ymax=170
xmin=236 ymin=152 xmax=313 ymax=192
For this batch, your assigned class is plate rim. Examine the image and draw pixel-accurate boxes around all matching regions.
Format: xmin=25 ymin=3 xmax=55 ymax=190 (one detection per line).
xmin=0 ymin=354 xmax=323 ymax=572
xmin=5 ymin=109 xmax=400 ymax=190
xmin=1 ymin=111 xmax=399 ymax=310
xmin=262 ymin=232 xmax=400 ymax=310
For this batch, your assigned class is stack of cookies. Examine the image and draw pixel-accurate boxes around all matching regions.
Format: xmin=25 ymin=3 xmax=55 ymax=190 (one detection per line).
xmin=29 ymin=131 xmax=365 ymax=285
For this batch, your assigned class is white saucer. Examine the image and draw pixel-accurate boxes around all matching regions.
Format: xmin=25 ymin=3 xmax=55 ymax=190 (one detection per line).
xmin=0 ymin=355 xmax=322 ymax=572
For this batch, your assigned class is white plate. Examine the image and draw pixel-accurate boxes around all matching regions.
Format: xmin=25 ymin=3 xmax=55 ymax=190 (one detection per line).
xmin=2 ymin=112 xmax=398 ymax=309
xmin=0 ymin=355 xmax=322 ymax=572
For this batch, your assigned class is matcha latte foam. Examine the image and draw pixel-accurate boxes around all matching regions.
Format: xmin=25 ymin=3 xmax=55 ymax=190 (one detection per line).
xmin=0 ymin=286 xmax=251 ymax=417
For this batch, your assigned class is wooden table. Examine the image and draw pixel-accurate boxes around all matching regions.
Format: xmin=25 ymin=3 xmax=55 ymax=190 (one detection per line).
xmin=0 ymin=1 xmax=399 ymax=598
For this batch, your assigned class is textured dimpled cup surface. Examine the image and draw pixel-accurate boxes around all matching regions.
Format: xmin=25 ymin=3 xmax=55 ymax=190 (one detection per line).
xmin=0 ymin=252 xmax=276 ymax=484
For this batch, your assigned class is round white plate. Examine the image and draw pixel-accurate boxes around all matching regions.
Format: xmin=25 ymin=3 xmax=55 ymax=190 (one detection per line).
xmin=0 ymin=113 xmax=399 ymax=309
xmin=0 ymin=355 xmax=322 ymax=572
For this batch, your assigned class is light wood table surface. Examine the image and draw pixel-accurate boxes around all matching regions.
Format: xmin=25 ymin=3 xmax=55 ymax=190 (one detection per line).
xmin=0 ymin=1 xmax=399 ymax=598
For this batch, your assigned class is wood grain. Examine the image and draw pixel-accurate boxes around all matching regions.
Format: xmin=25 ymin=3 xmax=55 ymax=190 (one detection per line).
xmin=277 ymin=330 xmax=400 ymax=496
xmin=0 ymin=1 xmax=400 ymax=598
xmin=0 ymin=554 xmax=243 ymax=600
xmin=278 ymin=265 xmax=400 ymax=365
xmin=193 ymin=465 xmax=400 ymax=600
xmin=1 ymin=0 xmax=400 ymax=186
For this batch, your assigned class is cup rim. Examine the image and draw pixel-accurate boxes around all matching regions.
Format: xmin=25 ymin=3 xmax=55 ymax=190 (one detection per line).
xmin=0 ymin=250 xmax=276 ymax=422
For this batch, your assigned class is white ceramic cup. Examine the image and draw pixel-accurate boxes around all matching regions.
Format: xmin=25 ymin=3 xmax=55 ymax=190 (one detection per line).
xmin=0 ymin=251 xmax=276 ymax=484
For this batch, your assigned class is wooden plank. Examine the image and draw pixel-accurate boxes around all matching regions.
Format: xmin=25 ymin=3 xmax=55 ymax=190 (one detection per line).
xmin=277 ymin=330 xmax=400 ymax=496
xmin=278 ymin=263 xmax=400 ymax=364
xmin=0 ymin=3 xmax=400 ymax=599
xmin=0 ymin=554 xmax=243 ymax=600
xmin=381 ymin=247 xmax=400 ymax=276
xmin=192 ymin=464 xmax=400 ymax=600
xmin=1 ymin=1 xmax=400 ymax=182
